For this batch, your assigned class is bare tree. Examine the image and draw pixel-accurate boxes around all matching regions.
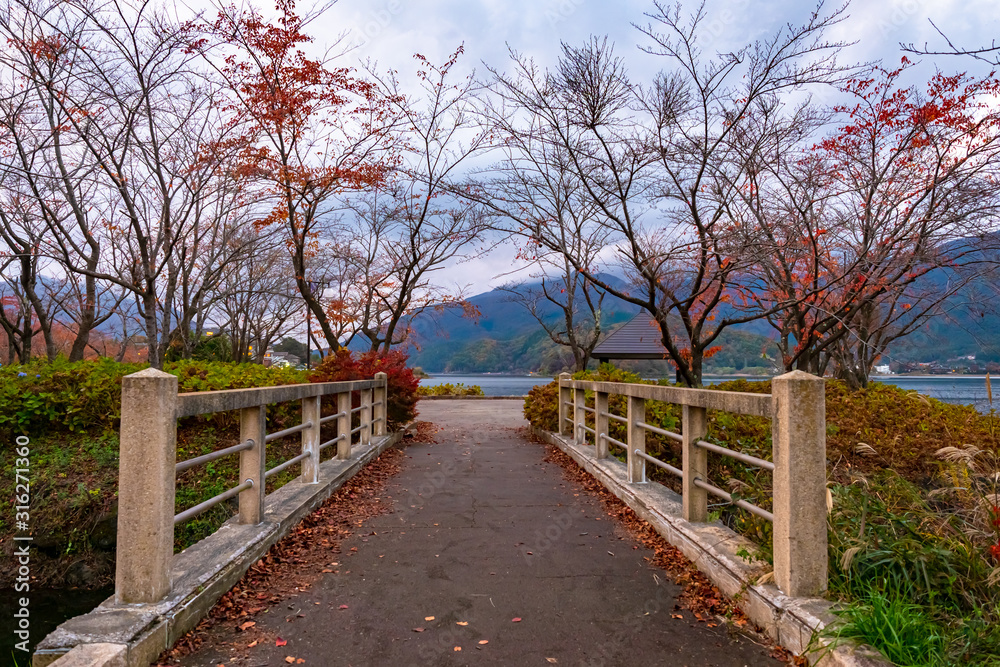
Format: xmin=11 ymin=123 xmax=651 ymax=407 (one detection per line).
xmin=481 ymin=3 xmax=848 ymax=385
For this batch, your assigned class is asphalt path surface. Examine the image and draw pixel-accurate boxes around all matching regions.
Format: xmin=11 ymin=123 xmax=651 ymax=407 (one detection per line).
xmin=179 ymin=399 xmax=780 ymax=666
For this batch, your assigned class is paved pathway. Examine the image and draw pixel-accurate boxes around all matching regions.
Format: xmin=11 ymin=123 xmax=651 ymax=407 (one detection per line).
xmin=183 ymin=400 xmax=780 ymax=666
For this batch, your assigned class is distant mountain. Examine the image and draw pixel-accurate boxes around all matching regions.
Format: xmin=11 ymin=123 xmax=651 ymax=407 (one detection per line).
xmin=401 ymin=265 xmax=1000 ymax=374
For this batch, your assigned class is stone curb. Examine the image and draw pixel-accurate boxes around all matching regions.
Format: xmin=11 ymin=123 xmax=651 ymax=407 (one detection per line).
xmin=34 ymin=432 xmax=403 ymax=667
xmin=533 ymin=428 xmax=890 ymax=667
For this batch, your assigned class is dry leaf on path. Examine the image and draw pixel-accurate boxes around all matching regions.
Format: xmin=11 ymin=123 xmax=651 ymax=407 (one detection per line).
xmin=424 ymin=616 xmax=435 ymax=621
xmin=238 ymin=621 xmax=255 ymax=631
xmin=511 ymin=617 xmax=522 ymax=622
xmin=456 ymin=621 xmax=468 ymax=626
xmin=275 ymin=638 xmax=287 ymax=647
xmin=478 ymin=640 xmax=489 ymax=645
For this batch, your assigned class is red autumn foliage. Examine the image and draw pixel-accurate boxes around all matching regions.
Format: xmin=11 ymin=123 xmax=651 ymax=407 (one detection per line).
xmin=308 ymin=349 xmax=419 ymax=429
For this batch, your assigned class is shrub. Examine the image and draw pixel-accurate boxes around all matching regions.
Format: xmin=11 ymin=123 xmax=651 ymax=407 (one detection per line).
xmin=309 ymin=349 xmax=419 ymax=429
xmin=0 ymin=358 xmax=309 ymax=437
xmin=417 ymin=382 xmax=484 ymax=397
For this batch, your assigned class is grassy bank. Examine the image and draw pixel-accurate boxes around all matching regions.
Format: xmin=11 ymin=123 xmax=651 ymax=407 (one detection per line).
xmin=523 ymin=367 xmax=1000 ymax=666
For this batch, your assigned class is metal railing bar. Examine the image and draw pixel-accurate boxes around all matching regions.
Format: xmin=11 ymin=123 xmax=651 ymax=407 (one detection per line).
xmin=264 ymin=420 xmax=314 ymax=444
xmin=693 ymin=478 xmax=774 ymax=522
xmin=175 ymin=440 xmax=254 ymax=474
xmin=320 ymin=411 xmax=347 ymax=425
xmin=634 ymin=450 xmax=683 ymax=478
xmin=350 ymin=424 xmax=364 ymax=435
xmin=373 ymin=400 xmax=384 ymax=407
xmin=599 ymin=433 xmax=627 ymax=450
xmin=350 ymin=406 xmax=365 ymax=415
xmin=601 ymin=411 xmax=627 ymax=424
xmin=579 ymin=405 xmax=595 ymax=414
xmin=265 ymin=452 xmax=311 ymax=479
xmin=578 ymin=424 xmax=596 ymax=436
xmin=636 ymin=421 xmax=683 ymax=442
xmin=319 ymin=434 xmax=346 ymax=450
xmin=174 ymin=479 xmax=253 ymax=526
xmin=695 ymin=440 xmax=775 ymax=471
xmin=373 ymin=416 xmax=384 ymax=423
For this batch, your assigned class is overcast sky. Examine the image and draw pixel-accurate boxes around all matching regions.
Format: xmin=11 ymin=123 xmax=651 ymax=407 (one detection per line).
xmin=311 ymin=0 xmax=999 ymax=296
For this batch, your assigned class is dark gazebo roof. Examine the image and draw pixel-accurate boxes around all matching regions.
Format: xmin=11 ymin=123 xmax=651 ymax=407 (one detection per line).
xmin=593 ymin=314 xmax=668 ymax=362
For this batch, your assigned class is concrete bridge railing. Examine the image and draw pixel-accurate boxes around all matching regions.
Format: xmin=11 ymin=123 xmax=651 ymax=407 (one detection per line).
xmin=35 ymin=370 xmax=395 ymax=667
xmin=117 ymin=369 xmax=389 ymax=605
xmin=557 ymin=370 xmax=827 ymax=598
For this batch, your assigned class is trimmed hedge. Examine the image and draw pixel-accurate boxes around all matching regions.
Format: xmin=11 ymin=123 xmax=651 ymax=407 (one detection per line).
xmin=0 ymin=358 xmax=308 ymax=437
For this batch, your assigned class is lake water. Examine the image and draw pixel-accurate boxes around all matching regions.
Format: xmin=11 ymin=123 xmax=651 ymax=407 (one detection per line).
xmin=420 ymin=374 xmax=996 ymax=412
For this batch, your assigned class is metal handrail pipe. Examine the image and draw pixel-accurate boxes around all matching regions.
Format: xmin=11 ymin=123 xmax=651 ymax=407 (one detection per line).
xmin=695 ymin=439 xmax=775 ymax=472
xmin=350 ymin=406 xmax=365 ymax=415
xmin=373 ymin=416 xmax=384 ymax=423
xmin=601 ymin=411 xmax=627 ymax=424
xmin=174 ymin=479 xmax=253 ymax=525
xmin=175 ymin=440 xmax=254 ymax=474
xmin=373 ymin=400 xmax=384 ymax=407
xmin=562 ymin=400 xmax=573 ymax=407
xmin=319 ymin=434 xmax=346 ymax=450
xmin=599 ymin=433 xmax=627 ymax=450
xmin=579 ymin=424 xmax=596 ymax=436
xmin=350 ymin=424 xmax=364 ymax=435
xmin=693 ymin=478 xmax=774 ymax=522
xmin=320 ymin=411 xmax=347 ymax=425
xmin=634 ymin=450 xmax=683 ymax=478
xmin=265 ymin=452 xmax=311 ymax=479
xmin=636 ymin=421 xmax=683 ymax=442
xmin=579 ymin=405 xmax=596 ymax=414
xmin=264 ymin=420 xmax=314 ymax=444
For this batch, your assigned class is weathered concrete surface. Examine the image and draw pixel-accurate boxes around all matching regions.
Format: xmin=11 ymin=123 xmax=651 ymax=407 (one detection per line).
xmin=46 ymin=643 xmax=127 ymax=667
xmin=175 ymin=399 xmax=782 ymax=666
xmin=771 ymin=371 xmax=828 ymax=598
xmin=536 ymin=427 xmax=891 ymax=667
xmin=35 ymin=432 xmax=401 ymax=667
xmin=116 ymin=369 xmax=178 ymax=605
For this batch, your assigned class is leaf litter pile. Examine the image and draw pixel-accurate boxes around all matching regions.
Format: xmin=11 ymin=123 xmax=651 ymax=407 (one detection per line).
xmin=154 ymin=422 xmax=439 ymax=665
xmin=529 ymin=431 xmax=807 ymax=666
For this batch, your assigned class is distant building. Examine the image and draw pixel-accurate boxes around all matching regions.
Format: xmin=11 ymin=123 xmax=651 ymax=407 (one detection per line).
xmin=874 ymin=364 xmax=891 ymax=375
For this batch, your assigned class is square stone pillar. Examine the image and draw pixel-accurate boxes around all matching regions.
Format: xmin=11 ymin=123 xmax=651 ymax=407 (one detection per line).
xmin=771 ymin=370 xmax=828 ymax=597
xmin=239 ymin=405 xmax=266 ymax=524
xmin=301 ymin=395 xmax=321 ymax=484
xmin=337 ymin=391 xmax=352 ymax=460
xmin=558 ymin=373 xmax=572 ymax=436
xmin=682 ymin=405 xmax=708 ymax=522
xmin=627 ymin=395 xmax=646 ymax=483
xmin=115 ymin=369 xmax=177 ymax=604
xmin=374 ymin=372 xmax=388 ymax=436
xmin=360 ymin=388 xmax=373 ymax=445
xmin=574 ymin=386 xmax=586 ymax=445
xmin=595 ymin=391 xmax=609 ymax=459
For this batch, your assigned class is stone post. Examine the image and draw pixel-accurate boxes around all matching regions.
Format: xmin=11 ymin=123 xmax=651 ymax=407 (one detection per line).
xmin=772 ymin=370 xmax=828 ymax=597
xmin=301 ymin=395 xmax=321 ymax=484
xmin=558 ymin=373 xmax=572 ymax=436
xmin=239 ymin=405 xmax=267 ymax=524
xmin=627 ymin=395 xmax=646 ymax=483
xmin=115 ymin=368 xmax=177 ymax=604
xmin=682 ymin=405 xmax=709 ymax=522
xmin=595 ymin=391 xmax=609 ymax=459
xmin=361 ymin=388 xmax=373 ymax=445
xmin=574 ymin=385 xmax=586 ymax=445
xmin=337 ymin=391 xmax=352 ymax=460
xmin=374 ymin=372 xmax=388 ymax=436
